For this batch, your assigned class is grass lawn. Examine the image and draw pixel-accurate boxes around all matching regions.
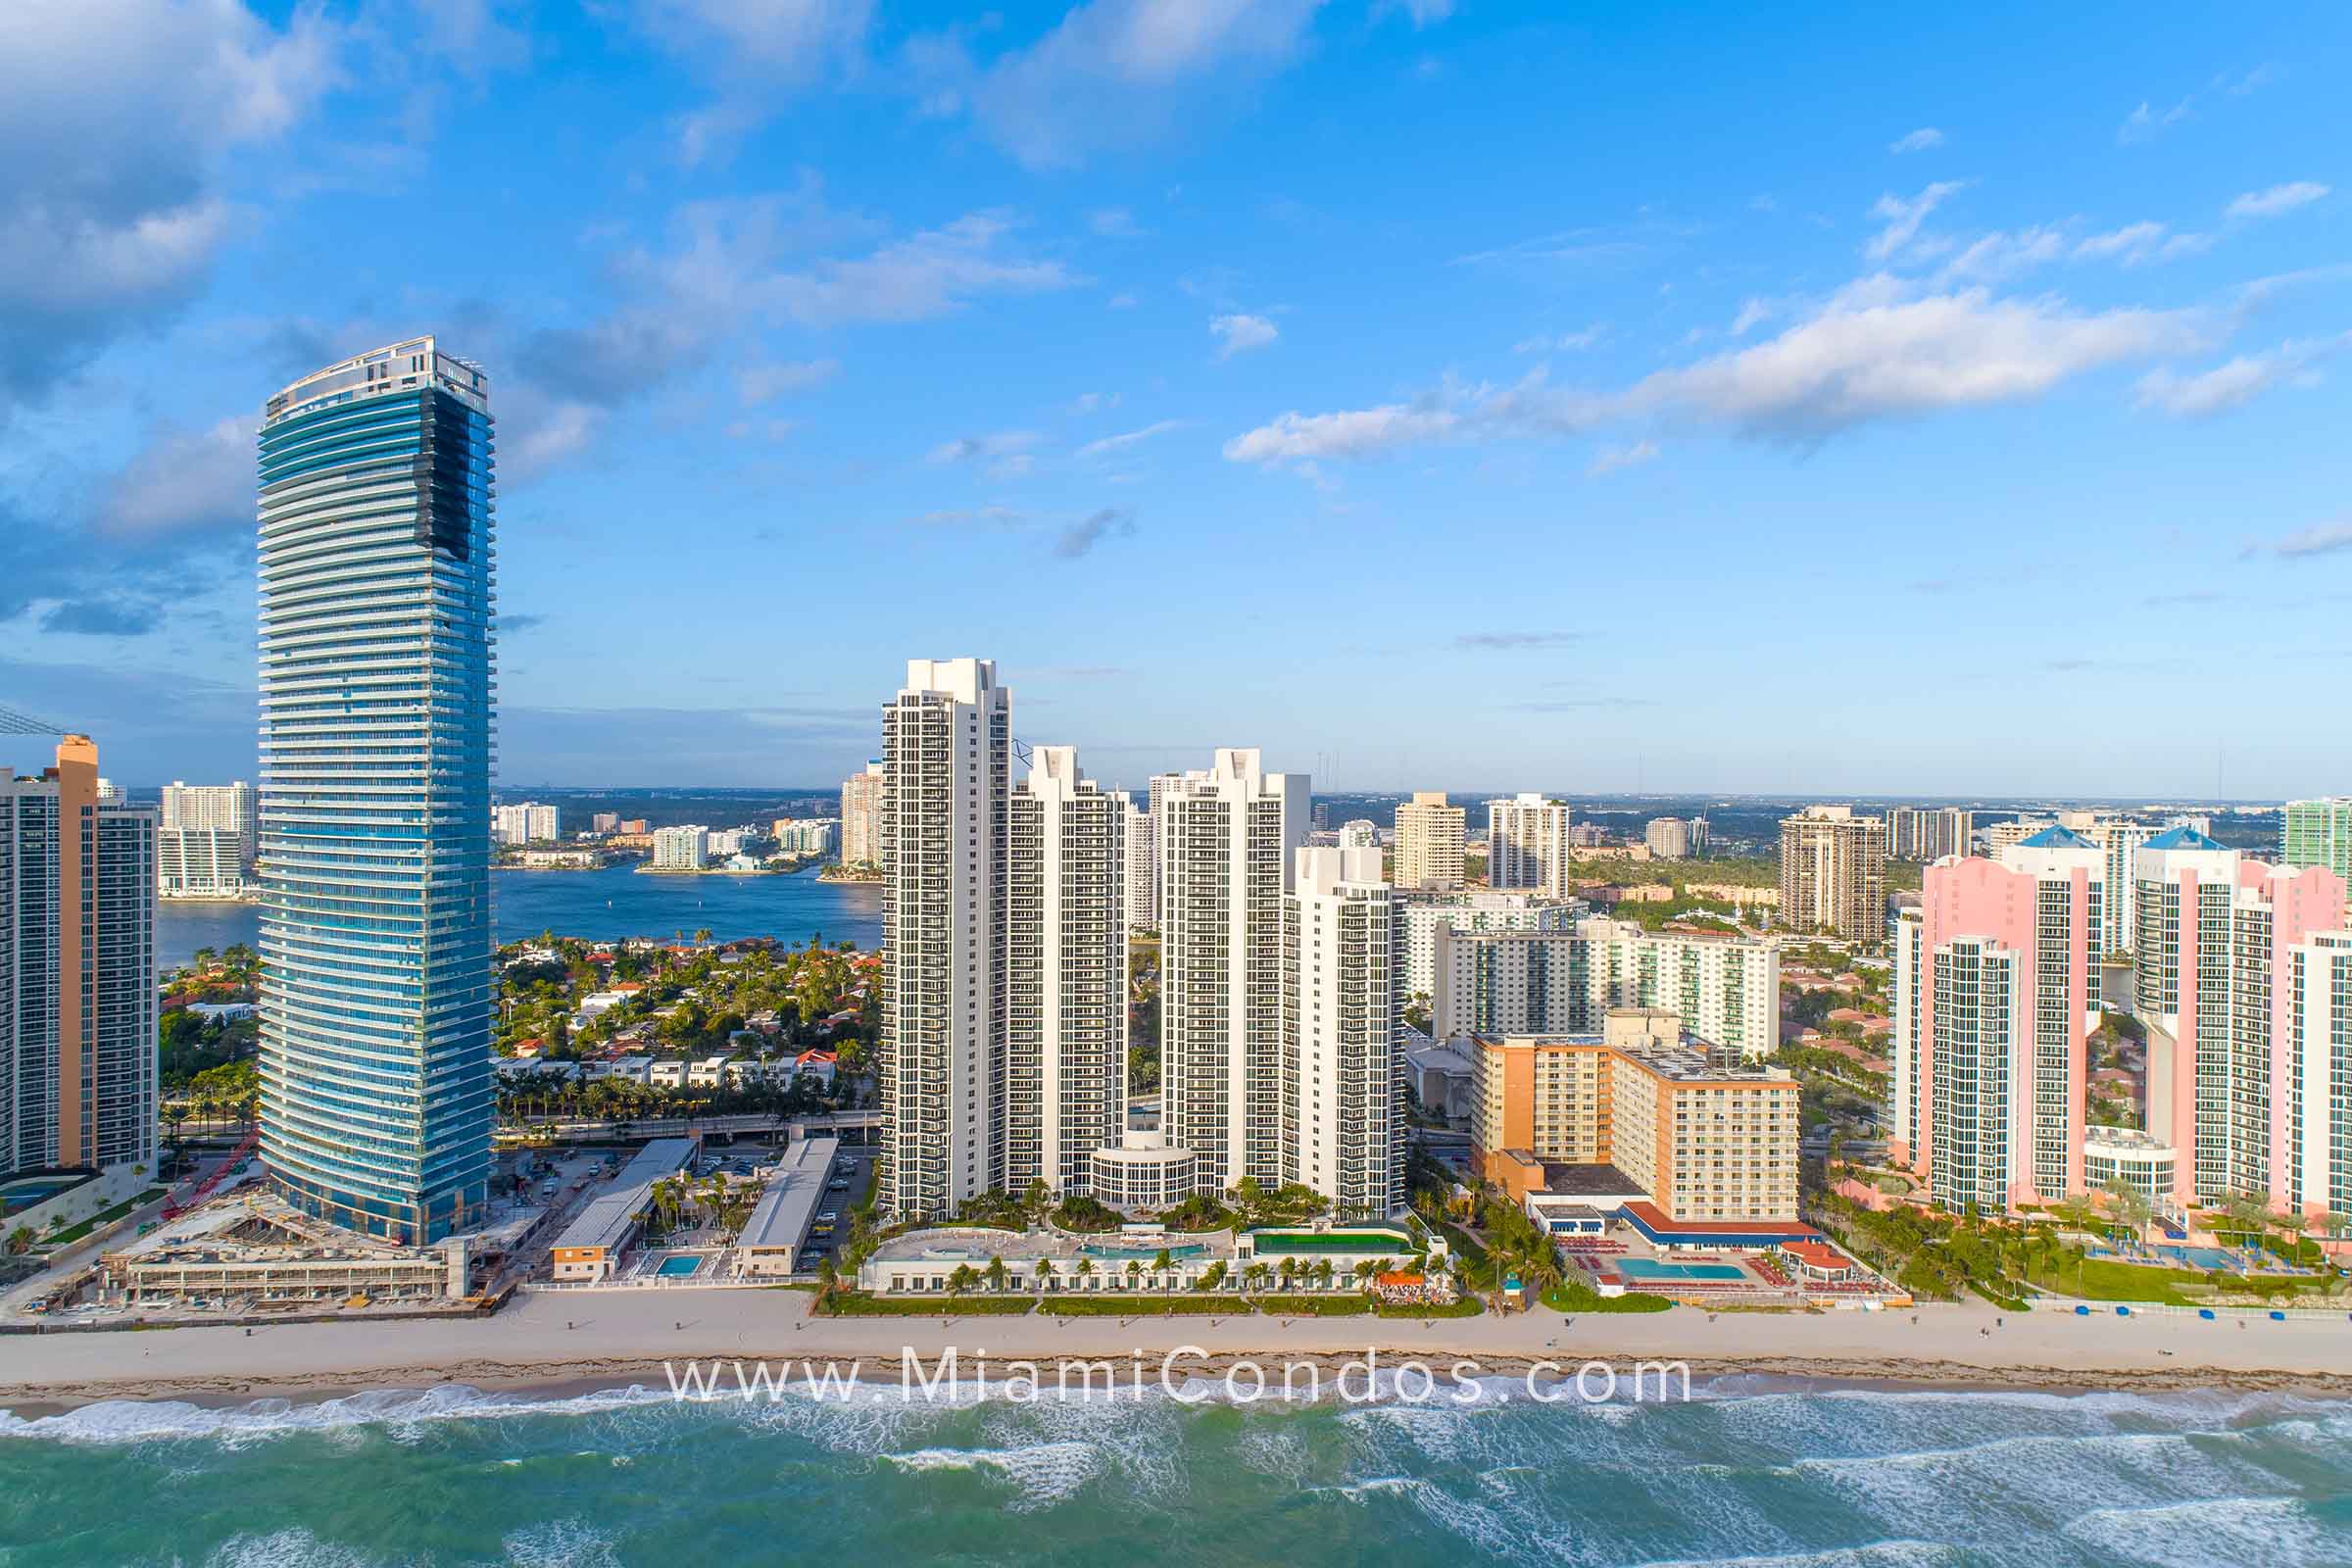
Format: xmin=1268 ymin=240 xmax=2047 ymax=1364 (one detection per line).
xmin=1542 ymin=1282 xmax=1675 ymax=1314
xmin=41 ymin=1188 xmax=170 ymax=1249
xmin=1376 ymin=1296 xmax=1484 ymax=1319
xmin=819 ymin=1292 xmax=1035 ymax=1316
xmin=1250 ymin=1294 xmax=1372 ymax=1316
xmin=2030 ymin=1257 xmax=2340 ymax=1309
xmin=1042 ymin=1295 xmax=1244 ymax=1316
xmin=1435 ymin=1222 xmax=1490 ymax=1268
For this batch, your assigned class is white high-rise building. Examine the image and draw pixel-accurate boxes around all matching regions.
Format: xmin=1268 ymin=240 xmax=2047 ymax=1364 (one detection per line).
xmin=1338 ymin=819 xmax=1379 ymax=850
xmin=1004 ymin=747 xmax=1129 ymax=1196
xmin=158 ymin=779 xmax=258 ymax=900
xmin=2281 ymin=929 xmax=2352 ymax=1218
xmin=650 ymin=825 xmax=709 ymax=869
xmin=1284 ymin=845 xmax=1397 ymax=1216
xmin=1487 ymin=793 xmax=1573 ymax=897
xmin=1431 ymin=917 xmax=1781 ymax=1057
xmin=158 ymin=829 xmax=250 ymax=899
xmin=492 ymin=802 xmax=559 ymax=847
xmin=1159 ymin=748 xmax=1305 ymax=1195
xmin=1147 ymin=772 xmax=1181 ymax=926
xmin=1393 ymin=891 xmax=1580 ymax=1001
xmin=879 ymin=658 xmax=1010 ymax=1220
xmin=1778 ymin=806 xmax=1888 ymax=939
xmin=1122 ymin=802 xmax=1155 ymax=930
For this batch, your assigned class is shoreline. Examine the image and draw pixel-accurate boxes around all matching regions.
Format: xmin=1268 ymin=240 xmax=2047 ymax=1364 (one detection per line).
xmin=8 ymin=1352 xmax=2352 ymax=1420
xmin=5 ymin=1284 xmax=2350 ymax=1416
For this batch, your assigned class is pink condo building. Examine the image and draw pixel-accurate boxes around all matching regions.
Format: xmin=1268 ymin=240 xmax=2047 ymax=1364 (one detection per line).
xmin=1896 ymin=824 xmax=2349 ymax=1219
xmin=1891 ymin=827 xmax=2104 ymax=1213
xmin=2129 ymin=827 xmax=2343 ymax=1212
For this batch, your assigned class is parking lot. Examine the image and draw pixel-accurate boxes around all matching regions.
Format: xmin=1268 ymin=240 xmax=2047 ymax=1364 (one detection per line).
xmin=792 ymin=1142 xmax=875 ymax=1270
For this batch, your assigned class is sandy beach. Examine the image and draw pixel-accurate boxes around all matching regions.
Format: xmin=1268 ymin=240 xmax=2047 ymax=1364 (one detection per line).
xmin=3 ymin=1285 xmax=2348 ymax=1412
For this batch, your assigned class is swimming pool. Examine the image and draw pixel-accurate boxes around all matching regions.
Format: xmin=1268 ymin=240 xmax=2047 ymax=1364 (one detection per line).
xmin=0 ymin=1176 xmax=84 ymax=1216
xmin=2163 ymin=1246 xmax=2239 ymax=1272
xmin=1613 ymin=1258 xmax=1747 ymax=1283
xmin=1079 ymin=1242 xmax=1209 ymax=1260
xmin=655 ymin=1255 xmax=706 ymax=1277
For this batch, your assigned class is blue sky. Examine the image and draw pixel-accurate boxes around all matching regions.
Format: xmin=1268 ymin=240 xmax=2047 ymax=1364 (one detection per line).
xmin=3 ymin=1 xmax=2349 ymax=799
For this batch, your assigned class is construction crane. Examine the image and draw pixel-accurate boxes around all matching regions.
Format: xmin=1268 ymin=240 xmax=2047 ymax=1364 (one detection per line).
xmin=0 ymin=703 xmax=67 ymax=737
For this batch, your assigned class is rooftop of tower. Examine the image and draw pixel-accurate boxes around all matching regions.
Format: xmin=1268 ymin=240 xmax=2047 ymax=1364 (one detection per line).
xmin=264 ymin=335 xmax=489 ymax=428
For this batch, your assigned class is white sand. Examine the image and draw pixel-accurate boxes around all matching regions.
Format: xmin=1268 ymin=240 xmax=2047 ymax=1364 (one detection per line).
xmin=2 ymin=1285 xmax=2347 ymax=1409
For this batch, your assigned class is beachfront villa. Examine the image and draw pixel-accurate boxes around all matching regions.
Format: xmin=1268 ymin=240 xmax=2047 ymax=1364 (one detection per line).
xmin=857 ymin=1221 xmax=1445 ymax=1297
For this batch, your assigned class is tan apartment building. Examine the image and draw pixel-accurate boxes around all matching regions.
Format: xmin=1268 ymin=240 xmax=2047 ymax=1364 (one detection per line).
xmin=1469 ymin=1012 xmax=1798 ymax=1222
xmin=1393 ymin=791 xmax=1465 ymax=890
xmin=1778 ymin=806 xmax=1888 ymax=940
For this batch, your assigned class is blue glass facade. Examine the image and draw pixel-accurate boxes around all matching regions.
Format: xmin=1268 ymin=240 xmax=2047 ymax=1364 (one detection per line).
xmin=256 ymin=338 xmax=496 ymax=1243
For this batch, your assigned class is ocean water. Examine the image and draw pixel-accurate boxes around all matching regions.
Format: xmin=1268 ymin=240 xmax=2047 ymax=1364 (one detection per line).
xmin=1 ymin=1381 xmax=2348 ymax=1566
xmin=157 ymin=865 xmax=885 ymax=969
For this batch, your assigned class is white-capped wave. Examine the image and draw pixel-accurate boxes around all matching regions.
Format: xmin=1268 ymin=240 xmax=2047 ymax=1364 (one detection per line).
xmin=2062 ymin=1494 xmax=2334 ymax=1566
xmin=878 ymin=1440 xmax=1102 ymax=1510
xmin=0 ymin=1383 xmax=666 ymax=1447
xmin=503 ymin=1518 xmax=624 ymax=1568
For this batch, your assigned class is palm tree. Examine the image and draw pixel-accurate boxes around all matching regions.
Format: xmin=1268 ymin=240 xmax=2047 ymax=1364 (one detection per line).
xmin=814 ymin=1256 xmax=839 ymax=1298
xmin=1313 ymin=1258 xmax=1335 ymax=1291
xmin=1243 ymin=1260 xmax=1270 ymax=1294
xmin=947 ymin=1263 xmax=977 ymax=1296
xmin=1073 ymin=1256 xmax=1096 ymax=1289
xmin=1152 ymin=1247 xmax=1174 ymax=1296
xmin=1124 ymin=1258 xmax=1143 ymax=1293
xmin=1033 ymin=1257 xmax=1054 ymax=1294
xmin=986 ymin=1253 xmax=1008 ymax=1293
xmin=1278 ymin=1255 xmax=1298 ymax=1291
xmin=5 ymin=1224 xmax=32 ymax=1256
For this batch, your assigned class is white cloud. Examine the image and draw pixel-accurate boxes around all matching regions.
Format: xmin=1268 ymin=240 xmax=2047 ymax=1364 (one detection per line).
xmin=629 ymin=0 xmax=874 ymax=161
xmin=1940 ymin=224 xmax=2069 ymax=281
xmin=1382 ymin=0 xmax=1456 ymax=24
xmin=2117 ymin=97 xmax=2192 ymax=144
xmin=1888 ymin=126 xmax=1945 ymax=154
xmin=2133 ymin=333 xmax=2349 ymax=418
xmin=1730 ymin=299 xmax=1773 ymax=335
xmin=1226 ymin=275 xmax=2207 ymax=460
xmin=2070 ymin=221 xmax=2168 ymax=265
xmin=95 ymin=416 xmax=258 ymax=538
xmin=2226 ymin=181 xmax=2328 ymax=220
xmin=1210 ymin=312 xmax=1280 ymax=358
xmin=1066 ymin=390 xmax=1121 ymax=414
xmin=945 ymin=0 xmax=1328 ymax=169
xmin=1622 ymin=277 xmax=2202 ymax=438
xmin=926 ymin=430 xmax=1040 ymax=465
xmin=1089 ymin=207 xmax=1141 ymax=237
xmin=1865 ymin=181 xmax=1968 ymax=261
xmin=1076 ymin=418 xmax=1184 ymax=458
xmin=0 ymin=0 xmax=345 ymax=411
xmin=737 ymin=357 xmax=839 ymax=404
xmin=2272 ymin=519 xmax=2352 ymax=558
xmin=1513 ymin=322 xmax=1608 ymax=354
xmin=1222 ymin=404 xmax=1458 ymax=463
xmin=768 ymin=212 xmax=1079 ymax=324
xmin=1586 ymin=440 xmax=1659 ymax=477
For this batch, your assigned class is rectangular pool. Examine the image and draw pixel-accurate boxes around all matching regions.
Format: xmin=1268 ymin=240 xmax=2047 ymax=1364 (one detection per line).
xmin=656 ymin=1255 xmax=706 ymax=1278
xmin=1613 ymin=1258 xmax=1747 ymax=1283
xmin=2163 ymin=1246 xmax=2239 ymax=1272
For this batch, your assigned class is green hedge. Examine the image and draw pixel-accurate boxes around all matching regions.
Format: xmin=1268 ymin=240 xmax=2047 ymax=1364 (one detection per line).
xmin=819 ymin=1292 xmax=1034 ymax=1316
xmin=1250 ymin=1294 xmax=1372 ymax=1316
xmin=1041 ymin=1295 xmax=1242 ymax=1316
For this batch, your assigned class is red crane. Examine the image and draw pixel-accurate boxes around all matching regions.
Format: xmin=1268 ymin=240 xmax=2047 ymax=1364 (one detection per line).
xmin=163 ymin=1126 xmax=261 ymax=1219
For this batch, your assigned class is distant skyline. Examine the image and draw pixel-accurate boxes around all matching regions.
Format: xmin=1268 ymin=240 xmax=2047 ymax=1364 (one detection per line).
xmin=4 ymin=3 xmax=2350 ymax=797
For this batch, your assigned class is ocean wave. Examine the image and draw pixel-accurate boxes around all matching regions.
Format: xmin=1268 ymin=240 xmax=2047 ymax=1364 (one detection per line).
xmin=0 ymin=1383 xmax=671 ymax=1448
xmin=877 ymin=1440 xmax=1102 ymax=1509
xmin=502 ymin=1518 xmax=625 ymax=1568
xmin=201 ymin=1528 xmax=382 ymax=1568
xmin=1626 ymin=1544 xmax=1965 ymax=1568
xmin=2060 ymin=1494 xmax=2334 ymax=1566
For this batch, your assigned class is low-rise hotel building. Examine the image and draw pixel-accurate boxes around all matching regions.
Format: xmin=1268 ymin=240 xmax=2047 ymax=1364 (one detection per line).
xmin=1468 ymin=1012 xmax=1799 ymax=1224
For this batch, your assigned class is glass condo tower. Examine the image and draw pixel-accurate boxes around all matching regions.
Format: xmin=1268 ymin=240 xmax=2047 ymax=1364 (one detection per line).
xmin=256 ymin=337 xmax=496 ymax=1243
